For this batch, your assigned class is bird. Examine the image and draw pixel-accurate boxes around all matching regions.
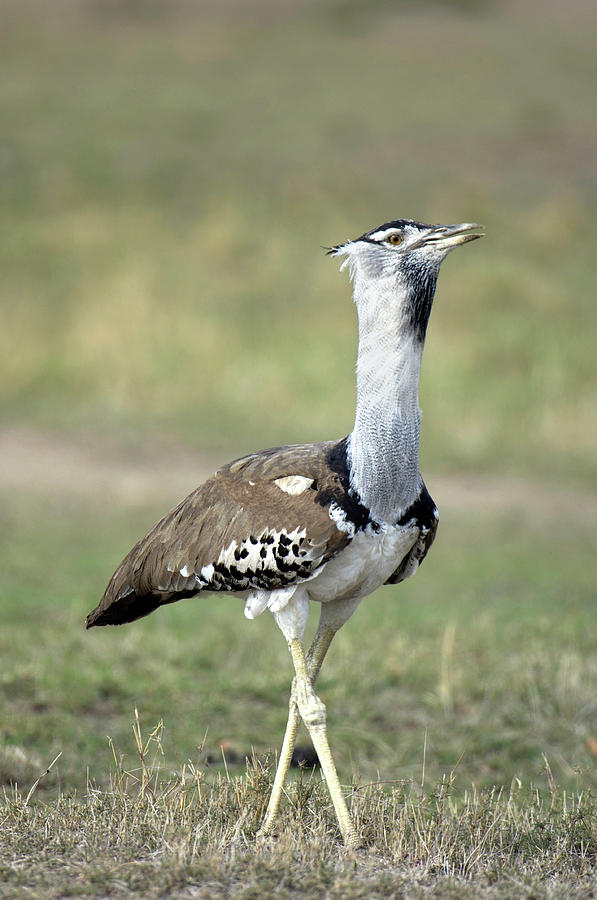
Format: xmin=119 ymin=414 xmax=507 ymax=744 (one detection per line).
xmin=86 ymin=217 xmax=484 ymax=848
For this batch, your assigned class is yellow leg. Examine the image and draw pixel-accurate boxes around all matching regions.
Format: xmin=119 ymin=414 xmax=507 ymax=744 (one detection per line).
xmin=306 ymin=625 xmax=336 ymax=682
xmin=258 ymin=625 xmax=336 ymax=839
xmin=257 ymin=692 xmax=300 ymax=838
xmin=288 ymin=638 xmax=359 ymax=848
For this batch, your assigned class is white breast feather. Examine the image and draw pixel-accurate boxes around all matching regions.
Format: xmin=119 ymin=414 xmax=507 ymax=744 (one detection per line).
xmin=243 ymin=522 xmax=419 ymax=623
xmin=306 ymin=524 xmax=419 ymax=604
xmin=328 ymin=501 xmax=356 ymax=536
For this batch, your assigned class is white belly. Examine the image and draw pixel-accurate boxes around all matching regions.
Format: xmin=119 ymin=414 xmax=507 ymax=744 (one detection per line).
xmin=306 ymin=523 xmax=419 ymax=604
xmin=243 ymin=523 xmax=419 ymax=636
xmin=257 ymin=522 xmax=420 ymax=642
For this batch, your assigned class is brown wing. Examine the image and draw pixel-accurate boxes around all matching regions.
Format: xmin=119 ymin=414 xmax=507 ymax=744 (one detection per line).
xmin=86 ymin=440 xmax=357 ymax=627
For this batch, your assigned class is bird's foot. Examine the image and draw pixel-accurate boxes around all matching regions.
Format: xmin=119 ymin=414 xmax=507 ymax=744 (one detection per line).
xmin=255 ymin=822 xmax=278 ymax=844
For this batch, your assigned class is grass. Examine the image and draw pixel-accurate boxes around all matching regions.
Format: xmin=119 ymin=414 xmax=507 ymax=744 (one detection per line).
xmin=1 ymin=477 xmax=596 ymax=895
xmin=1 ymin=0 xmax=597 ymax=483
xmin=1 ymin=0 xmax=597 ymax=895
xmin=2 ymin=747 xmax=597 ymax=898
xmin=2 ymin=484 xmax=596 ymax=798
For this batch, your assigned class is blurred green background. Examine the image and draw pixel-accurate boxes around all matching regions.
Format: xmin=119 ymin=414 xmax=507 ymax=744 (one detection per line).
xmin=1 ymin=0 xmax=596 ymax=798
xmin=3 ymin=0 xmax=596 ymax=479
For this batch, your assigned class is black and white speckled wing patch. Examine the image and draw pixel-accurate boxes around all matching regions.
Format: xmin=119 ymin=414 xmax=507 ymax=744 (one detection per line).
xmin=87 ymin=440 xmax=359 ymax=627
xmin=172 ymin=523 xmax=328 ymax=595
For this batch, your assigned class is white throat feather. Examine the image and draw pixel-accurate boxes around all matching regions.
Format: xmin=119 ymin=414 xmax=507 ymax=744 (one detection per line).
xmin=344 ymin=255 xmax=427 ymax=524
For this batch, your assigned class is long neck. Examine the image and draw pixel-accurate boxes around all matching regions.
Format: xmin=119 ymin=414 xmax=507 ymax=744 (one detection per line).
xmin=348 ymin=274 xmax=430 ymax=524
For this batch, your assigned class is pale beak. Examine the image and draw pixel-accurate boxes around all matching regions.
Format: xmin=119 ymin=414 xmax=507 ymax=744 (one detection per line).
xmin=412 ymin=222 xmax=485 ymax=251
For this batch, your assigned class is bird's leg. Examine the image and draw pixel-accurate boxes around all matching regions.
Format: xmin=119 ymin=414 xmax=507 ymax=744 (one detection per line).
xmin=289 ymin=637 xmax=359 ymax=848
xmin=305 ymin=623 xmax=336 ymax=683
xmin=258 ymin=623 xmax=336 ymax=839
xmin=259 ymin=597 xmax=363 ymax=841
xmin=258 ymin=690 xmax=300 ymax=839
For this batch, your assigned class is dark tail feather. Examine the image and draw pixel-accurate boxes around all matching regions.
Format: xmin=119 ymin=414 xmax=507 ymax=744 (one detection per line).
xmin=86 ymin=590 xmax=162 ymax=627
xmin=86 ymin=587 xmax=198 ymax=628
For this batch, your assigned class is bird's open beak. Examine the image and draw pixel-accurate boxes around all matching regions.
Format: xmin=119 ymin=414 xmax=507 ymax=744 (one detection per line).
xmin=412 ymin=222 xmax=485 ymax=251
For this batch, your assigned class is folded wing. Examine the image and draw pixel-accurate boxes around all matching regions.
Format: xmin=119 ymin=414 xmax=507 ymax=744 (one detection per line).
xmin=86 ymin=440 xmax=361 ymax=627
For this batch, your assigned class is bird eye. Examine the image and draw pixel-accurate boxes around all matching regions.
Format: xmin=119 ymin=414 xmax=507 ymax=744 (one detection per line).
xmin=387 ymin=233 xmax=403 ymax=246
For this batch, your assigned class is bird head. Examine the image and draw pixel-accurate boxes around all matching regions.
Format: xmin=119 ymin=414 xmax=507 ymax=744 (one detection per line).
xmin=329 ymin=218 xmax=484 ymax=275
xmin=328 ymin=218 xmax=484 ymax=341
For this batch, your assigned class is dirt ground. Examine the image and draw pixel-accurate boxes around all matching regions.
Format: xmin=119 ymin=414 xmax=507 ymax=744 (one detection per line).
xmin=3 ymin=425 xmax=596 ymax=531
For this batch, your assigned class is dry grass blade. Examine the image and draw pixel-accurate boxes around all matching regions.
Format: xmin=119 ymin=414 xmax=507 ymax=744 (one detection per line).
xmin=2 ymin=717 xmax=597 ymax=895
xmin=23 ymin=752 xmax=62 ymax=807
xmin=2 ymin=745 xmax=596 ymax=899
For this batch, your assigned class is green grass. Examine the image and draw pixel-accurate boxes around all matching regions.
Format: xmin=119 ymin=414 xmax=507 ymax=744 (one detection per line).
xmin=1 ymin=0 xmax=597 ymax=482
xmin=2 ymin=487 xmax=596 ymax=799
xmin=1 ymin=482 xmax=596 ymax=896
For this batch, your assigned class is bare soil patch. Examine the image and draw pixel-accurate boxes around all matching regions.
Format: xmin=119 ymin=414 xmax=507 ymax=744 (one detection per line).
xmin=2 ymin=426 xmax=595 ymax=530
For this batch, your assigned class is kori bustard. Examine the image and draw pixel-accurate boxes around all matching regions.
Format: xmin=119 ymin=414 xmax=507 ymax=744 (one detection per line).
xmin=87 ymin=218 xmax=484 ymax=847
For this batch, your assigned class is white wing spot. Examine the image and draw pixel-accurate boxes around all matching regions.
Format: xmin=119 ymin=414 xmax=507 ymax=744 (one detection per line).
xmin=274 ymin=475 xmax=314 ymax=495
xmin=180 ymin=564 xmax=192 ymax=578
xmin=217 ymin=541 xmax=238 ymax=568
xmin=200 ymin=563 xmax=215 ymax=581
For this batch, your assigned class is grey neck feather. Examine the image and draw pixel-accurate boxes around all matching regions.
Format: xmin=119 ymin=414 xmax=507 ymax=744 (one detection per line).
xmin=347 ymin=269 xmax=426 ymax=524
